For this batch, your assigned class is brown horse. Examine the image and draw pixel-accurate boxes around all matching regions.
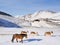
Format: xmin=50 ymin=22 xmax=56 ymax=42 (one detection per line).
xmin=11 ymin=34 xmax=27 ymax=43
xmin=20 ymin=31 xmax=28 ymax=34
xmin=44 ymin=31 xmax=53 ymax=36
xmin=30 ymin=31 xmax=39 ymax=35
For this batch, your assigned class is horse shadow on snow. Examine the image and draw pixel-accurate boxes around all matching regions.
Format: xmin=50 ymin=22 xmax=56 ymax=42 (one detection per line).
xmin=23 ymin=38 xmax=42 ymax=42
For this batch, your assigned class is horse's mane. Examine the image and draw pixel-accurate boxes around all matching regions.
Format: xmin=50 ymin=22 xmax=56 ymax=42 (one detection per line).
xmin=20 ymin=34 xmax=27 ymax=36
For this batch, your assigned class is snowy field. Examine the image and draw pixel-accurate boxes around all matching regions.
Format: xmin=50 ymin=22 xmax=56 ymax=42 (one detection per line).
xmin=0 ymin=27 xmax=60 ymax=45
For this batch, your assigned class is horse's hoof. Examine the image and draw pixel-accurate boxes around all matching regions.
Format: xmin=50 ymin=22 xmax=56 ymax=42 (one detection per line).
xmin=16 ymin=41 xmax=18 ymax=42
xmin=12 ymin=41 xmax=14 ymax=43
xmin=19 ymin=41 xmax=21 ymax=42
xmin=20 ymin=41 xmax=23 ymax=43
xmin=21 ymin=42 xmax=23 ymax=43
xmin=17 ymin=41 xmax=18 ymax=43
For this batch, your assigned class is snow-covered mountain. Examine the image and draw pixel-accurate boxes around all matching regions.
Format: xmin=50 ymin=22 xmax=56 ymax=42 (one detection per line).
xmin=21 ymin=10 xmax=60 ymax=28
xmin=0 ymin=10 xmax=60 ymax=28
xmin=24 ymin=10 xmax=56 ymax=20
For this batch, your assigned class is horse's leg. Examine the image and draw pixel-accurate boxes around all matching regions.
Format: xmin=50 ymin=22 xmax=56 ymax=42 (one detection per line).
xmin=16 ymin=39 xmax=18 ymax=42
xmin=20 ymin=39 xmax=23 ymax=43
xmin=44 ymin=33 xmax=46 ymax=36
xmin=11 ymin=36 xmax=15 ymax=42
xmin=21 ymin=39 xmax=23 ymax=43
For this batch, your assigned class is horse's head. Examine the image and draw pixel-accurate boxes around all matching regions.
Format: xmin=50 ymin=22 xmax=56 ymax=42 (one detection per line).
xmin=51 ymin=31 xmax=53 ymax=33
xmin=25 ymin=34 xmax=28 ymax=38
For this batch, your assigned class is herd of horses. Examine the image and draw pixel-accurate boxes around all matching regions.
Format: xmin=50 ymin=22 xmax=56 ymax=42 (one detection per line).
xmin=11 ymin=31 xmax=53 ymax=43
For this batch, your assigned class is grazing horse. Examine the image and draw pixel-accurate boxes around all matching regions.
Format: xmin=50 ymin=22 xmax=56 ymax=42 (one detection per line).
xmin=44 ymin=31 xmax=53 ymax=36
xmin=20 ymin=31 xmax=28 ymax=34
xmin=30 ymin=31 xmax=39 ymax=35
xmin=11 ymin=34 xmax=27 ymax=43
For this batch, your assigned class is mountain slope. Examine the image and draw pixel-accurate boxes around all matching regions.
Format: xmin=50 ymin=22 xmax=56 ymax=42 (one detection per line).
xmin=22 ymin=10 xmax=60 ymax=28
xmin=0 ymin=11 xmax=21 ymax=28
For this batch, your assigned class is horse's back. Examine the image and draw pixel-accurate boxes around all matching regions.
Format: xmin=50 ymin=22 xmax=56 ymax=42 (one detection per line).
xmin=13 ymin=34 xmax=27 ymax=38
xmin=30 ymin=32 xmax=38 ymax=34
xmin=44 ymin=31 xmax=52 ymax=36
xmin=13 ymin=34 xmax=20 ymax=38
xmin=21 ymin=31 xmax=27 ymax=34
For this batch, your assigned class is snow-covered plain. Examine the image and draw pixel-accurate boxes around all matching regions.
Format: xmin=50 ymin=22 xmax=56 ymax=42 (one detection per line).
xmin=0 ymin=27 xmax=60 ymax=45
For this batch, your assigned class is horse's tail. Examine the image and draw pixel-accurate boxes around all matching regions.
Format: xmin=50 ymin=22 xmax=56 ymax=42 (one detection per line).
xmin=11 ymin=35 xmax=15 ymax=42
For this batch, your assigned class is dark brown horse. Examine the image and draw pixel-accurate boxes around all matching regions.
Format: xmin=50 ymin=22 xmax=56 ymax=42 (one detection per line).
xmin=11 ymin=34 xmax=27 ymax=43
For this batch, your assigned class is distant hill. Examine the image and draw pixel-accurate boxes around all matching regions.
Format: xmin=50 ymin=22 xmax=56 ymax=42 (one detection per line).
xmin=0 ymin=11 xmax=12 ymax=17
xmin=0 ymin=11 xmax=21 ymax=28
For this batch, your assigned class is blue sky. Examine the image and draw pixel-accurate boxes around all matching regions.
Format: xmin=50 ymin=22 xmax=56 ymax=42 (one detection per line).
xmin=0 ymin=0 xmax=60 ymax=16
